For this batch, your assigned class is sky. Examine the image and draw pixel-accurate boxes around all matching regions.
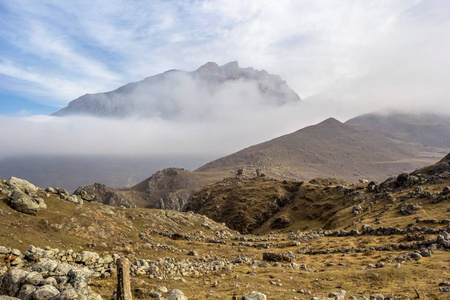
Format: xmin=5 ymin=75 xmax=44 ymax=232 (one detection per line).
xmin=0 ymin=0 xmax=449 ymax=159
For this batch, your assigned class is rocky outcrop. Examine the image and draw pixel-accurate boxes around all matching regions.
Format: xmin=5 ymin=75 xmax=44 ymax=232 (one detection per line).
xmin=72 ymin=183 xmax=134 ymax=208
xmin=3 ymin=177 xmax=46 ymax=215
xmin=131 ymin=168 xmax=210 ymax=211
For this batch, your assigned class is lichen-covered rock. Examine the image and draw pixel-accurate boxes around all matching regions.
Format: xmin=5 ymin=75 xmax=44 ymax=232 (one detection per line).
xmin=32 ymin=259 xmax=59 ymax=273
xmin=242 ymin=291 xmax=267 ymax=300
xmin=68 ymin=267 xmax=93 ymax=290
xmin=6 ymin=177 xmax=38 ymax=194
xmin=167 ymin=289 xmax=188 ymax=300
xmin=32 ymin=285 xmax=60 ymax=300
xmin=8 ymin=188 xmax=41 ymax=215
xmin=329 ymin=290 xmax=346 ymax=300
xmin=77 ymin=251 xmax=99 ymax=264
xmin=0 ymin=268 xmax=29 ymax=296
xmin=17 ymin=284 xmax=37 ymax=300
xmin=21 ymin=272 xmax=44 ymax=286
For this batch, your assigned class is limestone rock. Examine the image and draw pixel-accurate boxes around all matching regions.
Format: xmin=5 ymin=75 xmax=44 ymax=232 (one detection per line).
xmin=0 ymin=268 xmax=29 ymax=296
xmin=32 ymin=259 xmax=59 ymax=273
xmin=242 ymin=291 xmax=267 ymax=300
xmin=329 ymin=290 xmax=346 ymax=300
xmin=32 ymin=285 xmax=60 ymax=300
xmin=6 ymin=177 xmax=38 ymax=194
xmin=17 ymin=284 xmax=36 ymax=300
xmin=9 ymin=188 xmax=41 ymax=215
xmin=167 ymin=289 xmax=188 ymax=300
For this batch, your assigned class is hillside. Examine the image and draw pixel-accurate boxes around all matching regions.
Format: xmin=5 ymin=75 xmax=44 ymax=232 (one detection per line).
xmin=52 ymin=61 xmax=300 ymax=118
xmin=197 ymin=117 xmax=444 ymax=182
xmin=346 ymin=113 xmax=450 ymax=148
xmin=0 ymin=156 xmax=449 ymax=299
xmin=187 ymin=152 xmax=450 ymax=235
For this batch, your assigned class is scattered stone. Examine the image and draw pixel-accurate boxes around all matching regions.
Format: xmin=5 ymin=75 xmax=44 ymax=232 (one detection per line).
xmin=0 ymin=246 xmax=10 ymax=254
xmin=262 ymin=251 xmax=294 ymax=262
xmin=329 ymin=290 xmax=346 ymax=300
xmin=167 ymin=289 xmax=188 ymax=300
xmin=242 ymin=291 xmax=267 ymax=300
xmin=352 ymin=205 xmax=364 ymax=215
xmin=32 ymin=285 xmax=60 ymax=300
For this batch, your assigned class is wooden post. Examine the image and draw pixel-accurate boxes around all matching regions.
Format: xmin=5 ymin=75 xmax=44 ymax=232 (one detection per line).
xmin=117 ymin=257 xmax=132 ymax=300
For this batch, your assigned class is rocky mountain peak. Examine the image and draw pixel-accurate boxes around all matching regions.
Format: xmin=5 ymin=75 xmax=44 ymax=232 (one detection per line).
xmin=196 ymin=61 xmax=240 ymax=79
xmin=52 ymin=61 xmax=300 ymax=118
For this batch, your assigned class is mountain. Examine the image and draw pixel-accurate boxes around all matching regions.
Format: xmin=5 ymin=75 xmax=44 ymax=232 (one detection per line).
xmin=52 ymin=61 xmax=300 ymax=118
xmin=197 ymin=116 xmax=443 ymax=182
xmin=68 ymin=113 xmax=448 ymax=210
xmin=346 ymin=113 xmax=450 ymax=148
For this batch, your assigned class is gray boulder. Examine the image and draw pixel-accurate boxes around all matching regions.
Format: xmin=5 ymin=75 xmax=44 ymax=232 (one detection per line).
xmin=17 ymin=284 xmax=37 ymax=300
xmin=32 ymin=285 xmax=60 ymax=300
xmin=49 ymin=289 xmax=81 ymax=300
xmin=77 ymin=251 xmax=99 ymax=264
xmin=66 ymin=195 xmax=82 ymax=205
xmin=54 ymin=263 xmax=75 ymax=275
xmin=0 ymin=268 xmax=29 ymax=296
xmin=6 ymin=177 xmax=38 ymax=194
xmin=32 ymin=259 xmax=59 ymax=273
xmin=242 ymin=291 xmax=267 ymax=300
xmin=0 ymin=296 xmax=21 ymax=300
xmin=329 ymin=290 xmax=346 ymax=300
xmin=21 ymin=272 xmax=44 ymax=286
xmin=167 ymin=289 xmax=188 ymax=300
xmin=67 ymin=268 xmax=93 ymax=290
xmin=0 ymin=246 xmax=10 ymax=254
xmin=9 ymin=188 xmax=41 ymax=215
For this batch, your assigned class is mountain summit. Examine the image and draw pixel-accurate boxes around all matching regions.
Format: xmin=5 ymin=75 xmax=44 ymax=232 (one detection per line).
xmin=52 ymin=61 xmax=300 ymax=118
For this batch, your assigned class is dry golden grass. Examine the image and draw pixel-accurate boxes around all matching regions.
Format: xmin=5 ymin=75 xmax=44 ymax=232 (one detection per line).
xmin=1 ymin=175 xmax=449 ymax=299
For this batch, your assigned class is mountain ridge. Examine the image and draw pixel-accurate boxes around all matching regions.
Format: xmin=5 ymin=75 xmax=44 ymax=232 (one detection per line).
xmin=52 ymin=61 xmax=300 ymax=118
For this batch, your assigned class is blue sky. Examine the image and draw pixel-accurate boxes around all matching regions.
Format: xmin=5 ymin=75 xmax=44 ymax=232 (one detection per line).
xmin=0 ymin=0 xmax=449 ymax=117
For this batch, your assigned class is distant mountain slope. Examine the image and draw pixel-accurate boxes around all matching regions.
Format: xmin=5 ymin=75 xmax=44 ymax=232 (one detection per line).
xmin=52 ymin=61 xmax=300 ymax=118
xmin=346 ymin=113 xmax=450 ymax=148
xmin=197 ymin=117 xmax=439 ymax=182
